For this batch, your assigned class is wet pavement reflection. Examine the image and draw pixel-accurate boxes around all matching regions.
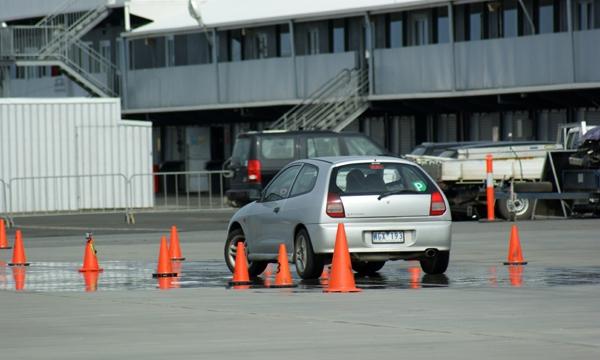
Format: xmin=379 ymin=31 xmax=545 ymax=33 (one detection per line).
xmin=0 ymin=260 xmax=599 ymax=293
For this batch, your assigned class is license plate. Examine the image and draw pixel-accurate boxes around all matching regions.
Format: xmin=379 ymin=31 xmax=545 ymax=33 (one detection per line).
xmin=372 ymin=231 xmax=404 ymax=244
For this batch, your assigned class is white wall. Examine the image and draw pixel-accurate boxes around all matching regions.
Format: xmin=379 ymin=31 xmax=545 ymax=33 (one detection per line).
xmin=0 ymin=98 xmax=153 ymax=213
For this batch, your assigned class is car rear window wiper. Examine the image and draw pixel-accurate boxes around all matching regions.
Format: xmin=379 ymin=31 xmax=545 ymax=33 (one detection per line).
xmin=377 ymin=189 xmax=421 ymax=200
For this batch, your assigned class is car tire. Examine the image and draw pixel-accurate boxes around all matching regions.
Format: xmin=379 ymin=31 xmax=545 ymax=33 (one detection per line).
xmin=351 ymin=261 xmax=386 ymax=275
xmin=294 ymin=228 xmax=324 ymax=280
xmin=224 ymin=228 xmax=268 ymax=277
xmin=419 ymin=251 xmax=450 ymax=275
xmin=497 ymin=198 xmax=533 ymax=221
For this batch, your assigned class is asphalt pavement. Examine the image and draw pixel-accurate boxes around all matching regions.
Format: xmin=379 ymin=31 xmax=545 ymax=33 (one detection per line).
xmin=0 ymin=213 xmax=599 ymax=359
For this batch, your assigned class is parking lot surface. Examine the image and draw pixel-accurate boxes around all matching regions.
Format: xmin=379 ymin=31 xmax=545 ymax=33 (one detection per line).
xmin=0 ymin=213 xmax=599 ymax=359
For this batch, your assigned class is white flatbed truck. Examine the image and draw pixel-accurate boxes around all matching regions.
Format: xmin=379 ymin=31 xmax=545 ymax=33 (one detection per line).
xmin=406 ymin=122 xmax=598 ymax=220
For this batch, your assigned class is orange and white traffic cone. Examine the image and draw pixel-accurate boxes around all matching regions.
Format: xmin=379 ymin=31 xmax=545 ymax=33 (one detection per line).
xmin=503 ymin=225 xmax=527 ymax=265
xmin=273 ymin=244 xmax=295 ymax=288
xmin=325 ymin=223 xmax=361 ymax=293
xmin=153 ymin=236 xmax=177 ymax=278
xmin=0 ymin=219 xmax=11 ymax=249
xmin=168 ymin=225 xmax=185 ymax=261
xmin=9 ymin=230 xmax=29 ymax=266
xmin=229 ymin=242 xmax=251 ymax=286
xmin=79 ymin=236 xmax=103 ymax=272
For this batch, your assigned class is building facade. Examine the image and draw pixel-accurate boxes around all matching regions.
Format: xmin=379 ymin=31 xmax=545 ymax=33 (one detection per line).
xmin=2 ymin=0 xmax=600 ymax=168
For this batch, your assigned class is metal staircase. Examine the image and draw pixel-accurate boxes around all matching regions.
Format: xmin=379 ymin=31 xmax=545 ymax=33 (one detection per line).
xmin=269 ymin=68 xmax=369 ymax=132
xmin=0 ymin=0 xmax=118 ymax=97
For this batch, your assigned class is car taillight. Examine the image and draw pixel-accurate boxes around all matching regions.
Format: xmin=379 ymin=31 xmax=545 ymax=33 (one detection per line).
xmin=430 ymin=191 xmax=446 ymax=216
xmin=326 ymin=193 xmax=345 ymax=218
xmin=247 ymin=160 xmax=262 ymax=183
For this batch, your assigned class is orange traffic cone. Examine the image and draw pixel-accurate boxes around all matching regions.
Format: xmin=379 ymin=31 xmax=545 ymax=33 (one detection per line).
xmin=0 ymin=219 xmax=11 ymax=249
xmin=503 ymin=225 xmax=527 ymax=265
xmin=273 ymin=244 xmax=295 ymax=288
xmin=153 ymin=236 xmax=177 ymax=278
xmin=168 ymin=225 xmax=185 ymax=261
xmin=325 ymin=223 xmax=361 ymax=293
xmin=12 ymin=266 xmax=26 ymax=291
xmin=79 ymin=236 xmax=103 ymax=272
xmin=229 ymin=242 xmax=251 ymax=285
xmin=9 ymin=230 xmax=29 ymax=266
xmin=83 ymin=271 xmax=100 ymax=292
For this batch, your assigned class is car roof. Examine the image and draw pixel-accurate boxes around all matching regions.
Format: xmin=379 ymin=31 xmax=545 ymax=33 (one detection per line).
xmin=294 ymin=156 xmax=411 ymax=167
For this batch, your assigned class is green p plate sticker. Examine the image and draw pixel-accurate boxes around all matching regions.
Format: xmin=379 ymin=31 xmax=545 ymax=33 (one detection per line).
xmin=413 ymin=181 xmax=427 ymax=192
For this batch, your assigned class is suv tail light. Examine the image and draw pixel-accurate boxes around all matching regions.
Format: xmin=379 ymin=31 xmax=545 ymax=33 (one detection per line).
xmin=430 ymin=191 xmax=446 ymax=216
xmin=326 ymin=193 xmax=345 ymax=218
xmin=247 ymin=160 xmax=262 ymax=184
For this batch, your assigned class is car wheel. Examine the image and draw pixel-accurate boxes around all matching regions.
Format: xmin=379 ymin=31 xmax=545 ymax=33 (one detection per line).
xmin=294 ymin=228 xmax=324 ymax=280
xmin=224 ymin=228 xmax=268 ymax=276
xmin=351 ymin=261 xmax=386 ymax=275
xmin=497 ymin=198 xmax=533 ymax=221
xmin=419 ymin=251 xmax=450 ymax=275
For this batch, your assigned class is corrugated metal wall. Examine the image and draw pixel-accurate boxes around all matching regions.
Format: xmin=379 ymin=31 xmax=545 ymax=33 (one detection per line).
xmin=0 ymin=98 xmax=152 ymax=213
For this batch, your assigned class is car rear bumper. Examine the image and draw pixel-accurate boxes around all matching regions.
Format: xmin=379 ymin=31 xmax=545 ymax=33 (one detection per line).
xmin=306 ymin=220 xmax=452 ymax=256
xmin=226 ymin=188 xmax=262 ymax=203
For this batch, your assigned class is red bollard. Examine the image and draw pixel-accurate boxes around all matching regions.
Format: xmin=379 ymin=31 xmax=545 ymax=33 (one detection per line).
xmin=486 ymin=154 xmax=495 ymax=221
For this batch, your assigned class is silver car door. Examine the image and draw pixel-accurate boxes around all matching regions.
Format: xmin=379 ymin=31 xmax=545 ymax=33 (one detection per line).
xmin=275 ymin=164 xmax=321 ymax=252
xmin=251 ymin=165 xmax=301 ymax=255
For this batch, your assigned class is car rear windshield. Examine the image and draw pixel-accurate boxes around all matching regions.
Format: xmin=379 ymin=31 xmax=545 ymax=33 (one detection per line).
xmin=231 ymin=137 xmax=251 ymax=165
xmin=329 ymin=162 xmax=435 ymax=196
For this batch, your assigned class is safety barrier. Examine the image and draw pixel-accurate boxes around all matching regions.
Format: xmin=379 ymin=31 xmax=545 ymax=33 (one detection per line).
xmin=0 ymin=170 xmax=234 ymax=226
xmin=126 ymin=170 xmax=233 ymax=224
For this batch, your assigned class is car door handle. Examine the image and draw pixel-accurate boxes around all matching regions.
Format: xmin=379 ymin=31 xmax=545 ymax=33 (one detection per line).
xmin=273 ymin=207 xmax=280 ymax=214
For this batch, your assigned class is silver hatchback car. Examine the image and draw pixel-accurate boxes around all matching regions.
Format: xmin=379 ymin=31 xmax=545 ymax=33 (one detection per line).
xmin=224 ymin=156 xmax=452 ymax=279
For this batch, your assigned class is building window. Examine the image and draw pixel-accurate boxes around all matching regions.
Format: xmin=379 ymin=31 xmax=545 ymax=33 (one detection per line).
xmin=229 ymin=30 xmax=243 ymax=61
xmin=174 ymin=33 xmax=212 ymax=66
xmin=278 ymin=24 xmax=291 ymax=57
xmin=538 ymin=0 xmax=555 ymax=33
xmin=469 ymin=3 xmax=484 ymax=40
xmin=129 ymin=37 xmax=166 ymax=70
xmin=166 ymin=36 xmax=175 ymax=66
xmin=388 ymin=13 xmax=404 ymax=47
xmin=331 ymin=19 xmax=346 ymax=53
xmin=307 ymin=27 xmax=320 ymax=55
xmin=413 ymin=15 xmax=429 ymax=45
xmin=487 ymin=2 xmax=503 ymax=38
xmin=575 ymin=0 xmax=594 ymax=30
xmin=255 ymin=32 xmax=268 ymax=58
xmin=504 ymin=0 xmax=519 ymax=37
xmin=436 ymin=7 xmax=450 ymax=43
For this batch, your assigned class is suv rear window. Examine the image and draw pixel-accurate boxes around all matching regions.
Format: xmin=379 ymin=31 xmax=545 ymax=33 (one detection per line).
xmin=329 ymin=162 xmax=434 ymax=196
xmin=261 ymin=137 xmax=295 ymax=160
